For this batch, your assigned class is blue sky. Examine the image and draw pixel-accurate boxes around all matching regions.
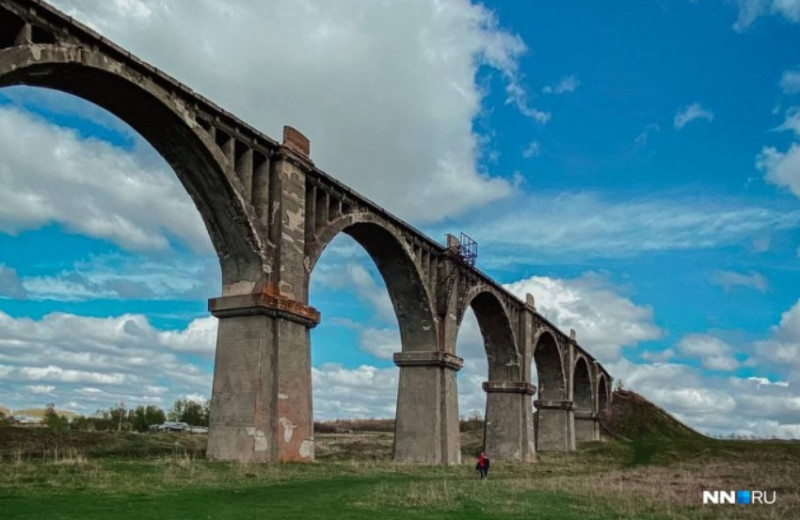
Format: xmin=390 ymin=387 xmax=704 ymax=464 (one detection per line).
xmin=1 ymin=0 xmax=800 ymax=437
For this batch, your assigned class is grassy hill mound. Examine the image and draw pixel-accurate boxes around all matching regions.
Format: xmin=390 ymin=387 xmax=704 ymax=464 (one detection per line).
xmin=597 ymin=390 xmax=711 ymax=466
xmin=600 ymin=389 xmax=702 ymax=442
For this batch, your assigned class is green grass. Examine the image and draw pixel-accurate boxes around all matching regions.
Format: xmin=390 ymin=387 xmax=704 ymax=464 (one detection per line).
xmin=0 ymin=457 xmax=662 ymax=520
xmin=1 ymin=391 xmax=798 ymax=520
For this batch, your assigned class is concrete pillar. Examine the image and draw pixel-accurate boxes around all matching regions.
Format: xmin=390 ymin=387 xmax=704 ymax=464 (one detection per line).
xmin=574 ymin=410 xmax=599 ymax=442
xmin=206 ymin=293 xmax=320 ymax=462
xmin=482 ymin=381 xmax=536 ymax=461
xmin=534 ymin=400 xmax=575 ymax=452
xmin=207 ymin=127 xmax=318 ymax=463
xmin=393 ymin=351 xmax=463 ymax=464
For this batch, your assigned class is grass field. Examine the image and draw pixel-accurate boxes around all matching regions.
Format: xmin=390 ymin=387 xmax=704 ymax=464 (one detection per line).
xmin=1 ymin=392 xmax=798 ymax=520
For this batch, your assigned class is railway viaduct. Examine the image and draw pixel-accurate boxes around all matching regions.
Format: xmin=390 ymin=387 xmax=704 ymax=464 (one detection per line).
xmin=0 ymin=0 xmax=614 ymax=464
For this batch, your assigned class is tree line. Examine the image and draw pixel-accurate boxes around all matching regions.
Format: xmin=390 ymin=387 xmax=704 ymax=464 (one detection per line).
xmin=0 ymin=399 xmax=210 ymax=432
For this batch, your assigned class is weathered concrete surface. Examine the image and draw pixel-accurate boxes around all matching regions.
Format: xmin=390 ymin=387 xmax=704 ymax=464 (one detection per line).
xmin=574 ymin=410 xmax=599 ymax=442
xmin=0 ymin=0 xmax=616 ymax=465
xmin=207 ymin=314 xmax=276 ymax=462
xmin=393 ymin=352 xmax=462 ymax=464
xmin=483 ymin=381 xmax=536 ymax=461
xmin=535 ymin=401 xmax=576 ymax=452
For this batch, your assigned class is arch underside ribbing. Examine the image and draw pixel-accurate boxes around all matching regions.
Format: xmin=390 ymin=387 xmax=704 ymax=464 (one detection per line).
xmin=0 ymin=45 xmax=263 ymax=284
xmin=533 ymin=332 xmax=565 ymax=400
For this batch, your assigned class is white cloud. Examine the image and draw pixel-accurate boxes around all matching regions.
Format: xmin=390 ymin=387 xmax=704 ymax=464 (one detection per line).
xmin=781 ymin=69 xmax=800 ymax=94
xmin=27 ymin=385 xmax=56 ymax=395
xmin=0 ymin=104 xmax=210 ymax=252
xmin=312 ymin=364 xmax=398 ymax=420
xmin=447 ymin=191 xmax=799 ymax=266
xmin=542 ymin=75 xmax=580 ymax=95
xmin=710 ymin=270 xmax=768 ymax=292
xmin=733 ymin=0 xmax=800 ymax=30
xmin=677 ymin=334 xmax=740 ymax=371
xmin=0 ymin=310 xmax=215 ymax=414
xmin=757 ymin=143 xmax=800 ymax=199
xmin=674 ymin=102 xmax=714 ymax=129
xmin=16 ymin=253 xmax=219 ymax=303
xmin=0 ymin=264 xmax=26 ymax=299
xmin=755 ymin=298 xmax=800 ymax=375
xmin=504 ymin=272 xmax=661 ymax=362
xmin=44 ymin=0 xmax=536 ymax=223
xmin=607 ymin=357 xmax=800 ymax=438
xmin=358 ymin=328 xmax=400 ymax=360
xmin=775 ymin=107 xmax=800 ymax=137
xmin=522 ymin=140 xmax=541 ymax=159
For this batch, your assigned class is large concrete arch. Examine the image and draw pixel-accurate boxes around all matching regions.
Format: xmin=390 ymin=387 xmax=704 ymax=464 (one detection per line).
xmin=0 ymin=45 xmax=264 ymax=287
xmin=454 ymin=287 xmax=532 ymax=461
xmin=307 ymin=213 xmax=437 ymax=352
xmin=532 ymin=330 xmax=574 ymax=451
xmin=1 ymin=0 xmax=617 ymax=466
xmin=573 ymin=356 xmax=595 ymax=442
xmin=309 ymin=212 xmax=459 ymax=463
xmin=533 ymin=331 xmax=566 ymax=401
xmin=459 ymin=287 xmax=519 ymax=380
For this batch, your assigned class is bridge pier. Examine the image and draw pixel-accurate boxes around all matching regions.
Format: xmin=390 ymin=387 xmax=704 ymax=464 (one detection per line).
xmin=575 ymin=410 xmax=600 ymax=442
xmin=393 ymin=352 xmax=463 ymax=464
xmin=574 ymin=410 xmax=600 ymax=442
xmin=534 ymin=400 xmax=575 ymax=452
xmin=482 ymin=381 xmax=537 ymax=461
xmin=206 ymin=293 xmax=319 ymax=463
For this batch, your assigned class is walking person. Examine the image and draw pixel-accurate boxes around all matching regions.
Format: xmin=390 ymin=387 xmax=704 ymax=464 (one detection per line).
xmin=475 ymin=452 xmax=490 ymax=479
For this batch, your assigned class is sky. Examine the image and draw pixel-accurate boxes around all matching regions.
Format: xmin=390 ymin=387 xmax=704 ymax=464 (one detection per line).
xmin=1 ymin=0 xmax=799 ymax=439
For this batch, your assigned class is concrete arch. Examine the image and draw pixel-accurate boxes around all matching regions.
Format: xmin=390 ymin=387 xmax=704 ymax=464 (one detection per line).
xmin=458 ymin=286 xmax=519 ymax=380
xmin=597 ymin=373 xmax=610 ymax=412
xmin=308 ymin=213 xmax=437 ymax=352
xmin=0 ymin=44 xmax=263 ymax=285
xmin=532 ymin=330 xmax=566 ymax=401
xmin=573 ymin=356 xmax=593 ymax=411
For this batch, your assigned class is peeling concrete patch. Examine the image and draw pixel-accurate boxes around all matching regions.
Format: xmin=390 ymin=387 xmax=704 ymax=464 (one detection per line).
xmin=279 ymin=417 xmax=297 ymax=443
xmin=223 ymin=280 xmax=256 ymax=295
xmin=254 ymin=430 xmax=268 ymax=452
xmin=299 ymin=439 xmax=313 ymax=458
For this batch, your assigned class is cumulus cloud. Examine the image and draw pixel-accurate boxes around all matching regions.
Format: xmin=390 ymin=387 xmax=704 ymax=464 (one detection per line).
xmin=710 ymin=270 xmax=768 ymax=292
xmin=312 ymin=364 xmax=398 ymax=420
xmin=755 ymin=298 xmax=800 ymax=375
xmin=542 ymin=75 xmax=580 ymax=94
xmin=43 ymin=0 xmax=541 ymax=223
xmin=677 ymin=334 xmax=740 ymax=371
xmin=607 ymin=357 xmax=800 ymax=438
xmin=757 ymin=143 xmax=800 ymax=199
xmin=358 ymin=328 xmax=400 ymax=360
xmin=0 ymin=310 xmax=215 ymax=414
xmin=505 ymin=272 xmax=661 ymax=362
xmin=0 ymin=104 xmax=210 ymax=252
xmin=674 ymin=102 xmax=714 ymax=129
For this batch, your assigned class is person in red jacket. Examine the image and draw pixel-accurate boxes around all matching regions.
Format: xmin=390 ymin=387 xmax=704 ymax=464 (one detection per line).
xmin=475 ymin=452 xmax=490 ymax=479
